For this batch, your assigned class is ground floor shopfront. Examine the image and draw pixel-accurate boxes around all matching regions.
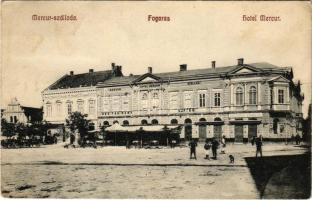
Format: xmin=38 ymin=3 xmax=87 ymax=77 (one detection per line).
xmin=98 ymin=111 xmax=302 ymax=143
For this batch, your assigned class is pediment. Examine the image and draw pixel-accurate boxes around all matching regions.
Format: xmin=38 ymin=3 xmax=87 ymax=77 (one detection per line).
xmin=268 ymin=76 xmax=290 ymax=83
xmin=140 ymin=76 xmax=159 ymax=82
xmin=133 ymin=73 xmax=162 ymax=83
xmin=229 ymin=65 xmax=260 ymax=74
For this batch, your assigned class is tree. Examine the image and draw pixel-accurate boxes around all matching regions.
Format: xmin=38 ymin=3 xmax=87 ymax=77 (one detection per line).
xmin=1 ymin=118 xmax=16 ymax=138
xmin=66 ymin=112 xmax=90 ymax=145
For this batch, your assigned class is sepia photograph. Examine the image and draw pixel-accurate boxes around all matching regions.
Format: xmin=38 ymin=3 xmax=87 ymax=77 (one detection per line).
xmin=1 ymin=1 xmax=311 ymax=199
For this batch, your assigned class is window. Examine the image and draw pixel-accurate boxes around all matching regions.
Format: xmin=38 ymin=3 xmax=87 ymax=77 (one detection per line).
xmin=183 ymin=91 xmax=192 ymax=108
xmin=142 ymin=93 xmax=148 ymax=100
xmin=46 ymin=103 xmax=52 ymax=117
xmin=77 ymin=100 xmax=84 ymax=113
xmin=235 ymin=87 xmax=244 ymax=105
xmin=214 ymin=93 xmax=221 ymax=107
xmin=199 ymin=93 xmax=206 ymax=108
xmin=171 ymin=119 xmax=178 ymax=125
xmin=122 ymin=95 xmax=130 ymax=111
xmin=89 ymin=100 xmax=95 ymax=114
xmin=151 ymin=119 xmax=158 ymax=125
xmin=141 ymin=93 xmax=148 ymax=110
xmin=10 ymin=116 xmax=13 ymax=123
xmin=56 ymin=101 xmax=62 ymax=116
xmin=112 ymin=96 xmax=121 ymax=111
xmin=278 ymin=89 xmax=284 ymax=104
xmin=249 ymin=86 xmax=257 ymax=105
xmin=169 ymin=92 xmax=178 ymax=109
xmin=103 ymin=97 xmax=110 ymax=111
xmin=152 ymin=92 xmax=160 ymax=109
xmin=67 ymin=102 xmax=72 ymax=115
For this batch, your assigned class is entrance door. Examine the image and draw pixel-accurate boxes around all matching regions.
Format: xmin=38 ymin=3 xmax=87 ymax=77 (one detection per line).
xmin=213 ymin=125 xmax=222 ymax=141
xmin=199 ymin=125 xmax=207 ymax=141
xmin=235 ymin=125 xmax=244 ymax=143
xmin=185 ymin=125 xmax=192 ymax=141
xmin=248 ymin=125 xmax=257 ymax=141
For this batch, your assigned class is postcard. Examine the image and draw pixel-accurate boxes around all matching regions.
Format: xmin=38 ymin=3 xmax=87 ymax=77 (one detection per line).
xmin=1 ymin=1 xmax=311 ymax=199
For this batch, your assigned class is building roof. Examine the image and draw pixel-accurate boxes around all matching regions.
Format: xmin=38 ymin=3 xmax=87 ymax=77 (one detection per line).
xmin=47 ymin=62 xmax=291 ymax=89
xmin=100 ymin=62 xmax=290 ymax=86
xmin=48 ymin=70 xmax=113 ymax=90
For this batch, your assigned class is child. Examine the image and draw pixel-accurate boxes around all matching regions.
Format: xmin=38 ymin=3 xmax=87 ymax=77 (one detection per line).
xmin=204 ymin=139 xmax=211 ymax=160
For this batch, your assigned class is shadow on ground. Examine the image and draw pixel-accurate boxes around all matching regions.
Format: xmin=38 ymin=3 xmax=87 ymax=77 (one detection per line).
xmin=245 ymin=153 xmax=310 ymax=199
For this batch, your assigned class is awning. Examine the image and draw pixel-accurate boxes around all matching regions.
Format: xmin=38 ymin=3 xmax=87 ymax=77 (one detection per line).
xmin=105 ymin=125 xmax=181 ymax=133
xmin=105 ymin=123 xmax=128 ymax=132
xmin=229 ymin=120 xmax=262 ymax=125
xmin=195 ymin=121 xmax=224 ymax=125
xmin=88 ymin=129 xmax=100 ymax=133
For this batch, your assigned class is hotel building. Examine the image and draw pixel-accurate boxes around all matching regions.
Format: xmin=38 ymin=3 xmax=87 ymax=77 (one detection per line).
xmin=42 ymin=58 xmax=304 ymax=142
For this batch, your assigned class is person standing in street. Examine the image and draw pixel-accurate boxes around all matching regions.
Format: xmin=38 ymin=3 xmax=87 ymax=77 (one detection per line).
xmin=220 ymin=135 xmax=226 ymax=154
xmin=189 ymin=139 xmax=197 ymax=160
xmin=211 ymin=137 xmax=219 ymax=159
xmin=255 ymin=137 xmax=263 ymax=157
xmin=204 ymin=139 xmax=211 ymax=160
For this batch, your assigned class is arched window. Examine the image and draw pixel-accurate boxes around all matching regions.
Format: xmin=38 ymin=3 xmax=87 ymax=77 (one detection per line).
xmin=153 ymin=93 xmax=159 ymax=99
xmin=141 ymin=119 xmax=148 ymax=125
xmin=151 ymin=119 xmax=158 ymax=125
xmin=89 ymin=123 xmax=95 ymax=130
xmin=103 ymin=121 xmax=110 ymax=126
xmin=235 ymin=87 xmax=244 ymax=105
xmin=170 ymin=119 xmax=178 ymax=125
xmin=199 ymin=118 xmax=206 ymax=122
xmin=249 ymin=86 xmax=257 ymax=105
xmin=214 ymin=117 xmax=222 ymax=121
xmin=184 ymin=118 xmax=192 ymax=124
xmin=123 ymin=120 xmax=129 ymax=126
xmin=10 ymin=116 xmax=13 ymax=123
xmin=14 ymin=116 xmax=17 ymax=123
xmin=113 ymin=120 xmax=119 ymax=124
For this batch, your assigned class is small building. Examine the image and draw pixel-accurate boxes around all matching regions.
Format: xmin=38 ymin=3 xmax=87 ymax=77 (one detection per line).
xmin=2 ymin=97 xmax=43 ymax=124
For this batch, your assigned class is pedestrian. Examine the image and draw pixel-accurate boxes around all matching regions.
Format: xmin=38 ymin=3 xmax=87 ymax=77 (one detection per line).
xmin=220 ymin=135 xmax=226 ymax=154
xmin=189 ymin=139 xmax=197 ymax=160
xmin=251 ymin=136 xmax=256 ymax=146
xmin=295 ymin=133 xmax=301 ymax=145
xmin=255 ymin=137 xmax=263 ymax=158
xmin=211 ymin=137 xmax=219 ymax=159
xmin=204 ymin=139 xmax=211 ymax=160
xmin=70 ymin=132 xmax=75 ymax=145
xmin=291 ymin=134 xmax=295 ymax=145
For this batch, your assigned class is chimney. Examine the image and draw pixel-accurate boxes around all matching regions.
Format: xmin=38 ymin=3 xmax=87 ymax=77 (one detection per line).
xmin=180 ymin=64 xmax=187 ymax=71
xmin=89 ymin=69 xmax=94 ymax=73
xmin=70 ymin=71 xmax=74 ymax=75
xmin=211 ymin=61 xmax=216 ymax=69
xmin=148 ymin=67 xmax=152 ymax=74
xmin=237 ymin=58 xmax=244 ymax=66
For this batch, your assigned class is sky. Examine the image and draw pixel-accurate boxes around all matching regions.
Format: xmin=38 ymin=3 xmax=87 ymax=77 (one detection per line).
xmin=1 ymin=1 xmax=311 ymax=117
